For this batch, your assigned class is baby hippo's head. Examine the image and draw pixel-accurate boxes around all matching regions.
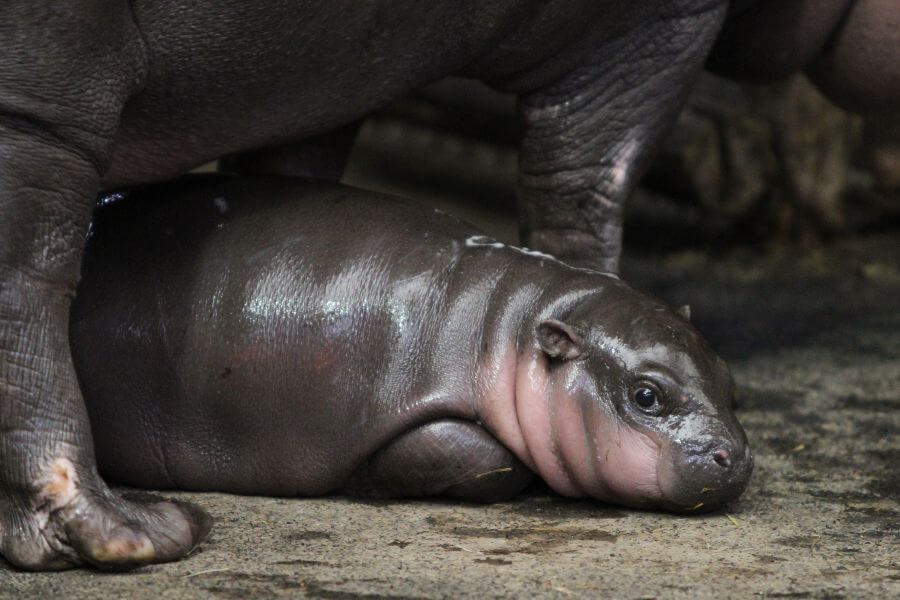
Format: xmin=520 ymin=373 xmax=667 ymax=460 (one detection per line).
xmin=524 ymin=285 xmax=752 ymax=512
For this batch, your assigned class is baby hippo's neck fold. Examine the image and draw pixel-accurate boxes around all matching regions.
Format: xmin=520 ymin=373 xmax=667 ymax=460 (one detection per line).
xmin=467 ymin=250 xmax=607 ymax=492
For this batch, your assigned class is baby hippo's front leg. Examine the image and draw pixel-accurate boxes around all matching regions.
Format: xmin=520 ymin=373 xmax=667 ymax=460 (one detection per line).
xmin=345 ymin=420 xmax=533 ymax=502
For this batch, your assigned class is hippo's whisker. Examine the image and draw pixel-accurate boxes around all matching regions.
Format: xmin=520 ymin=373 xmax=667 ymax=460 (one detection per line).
xmin=474 ymin=467 xmax=514 ymax=479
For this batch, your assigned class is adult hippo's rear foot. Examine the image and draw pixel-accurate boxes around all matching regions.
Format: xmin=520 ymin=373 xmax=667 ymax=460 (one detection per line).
xmin=0 ymin=455 xmax=210 ymax=570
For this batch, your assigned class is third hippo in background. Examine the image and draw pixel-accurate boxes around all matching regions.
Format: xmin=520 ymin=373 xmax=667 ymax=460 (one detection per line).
xmin=70 ymin=176 xmax=752 ymax=515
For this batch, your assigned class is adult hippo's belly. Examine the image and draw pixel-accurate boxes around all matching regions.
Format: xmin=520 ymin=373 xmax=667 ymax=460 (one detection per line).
xmin=70 ymin=175 xmax=752 ymax=513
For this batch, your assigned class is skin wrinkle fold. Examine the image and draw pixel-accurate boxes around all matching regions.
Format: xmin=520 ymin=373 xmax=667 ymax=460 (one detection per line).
xmin=561 ymin=363 xmax=594 ymax=495
xmin=548 ymin=363 xmax=581 ymax=496
xmin=515 ymin=352 xmax=569 ymax=494
xmin=611 ymin=417 xmax=664 ymax=502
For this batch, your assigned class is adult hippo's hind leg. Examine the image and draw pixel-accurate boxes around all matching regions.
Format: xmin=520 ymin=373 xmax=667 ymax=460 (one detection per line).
xmin=0 ymin=2 xmax=208 ymax=570
xmin=344 ymin=419 xmax=534 ymax=502
xmin=516 ymin=1 xmax=728 ymax=273
xmin=806 ymin=0 xmax=900 ymax=112
xmin=705 ymin=0 xmax=899 ymax=113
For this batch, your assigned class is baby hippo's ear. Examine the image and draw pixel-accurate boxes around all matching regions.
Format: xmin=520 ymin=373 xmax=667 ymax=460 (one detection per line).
xmin=536 ymin=319 xmax=586 ymax=361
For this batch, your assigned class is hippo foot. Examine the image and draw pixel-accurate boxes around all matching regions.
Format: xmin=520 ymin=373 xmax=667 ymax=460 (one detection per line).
xmin=0 ymin=460 xmax=210 ymax=571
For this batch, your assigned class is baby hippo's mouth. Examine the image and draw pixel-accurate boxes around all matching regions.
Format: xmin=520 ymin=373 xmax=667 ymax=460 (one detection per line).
xmin=657 ymin=440 xmax=754 ymax=513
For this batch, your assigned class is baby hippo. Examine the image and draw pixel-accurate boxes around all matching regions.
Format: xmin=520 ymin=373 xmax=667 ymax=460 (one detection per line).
xmin=70 ymin=176 xmax=752 ymax=512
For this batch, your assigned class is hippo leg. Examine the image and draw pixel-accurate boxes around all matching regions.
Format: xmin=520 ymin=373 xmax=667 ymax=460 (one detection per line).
xmin=0 ymin=3 xmax=208 ymax=570
xmin=806 ymin=0 xmax=900 ymax=112
xmin=516 ymin=2 xmax=729 ymax=273
xmin=706 ymin=0 xmax=854 ymax=80
xmin=346 ymin=420 xmax=533 ymax=502
xmin=218 ymin=121 xmax=362 ymax=181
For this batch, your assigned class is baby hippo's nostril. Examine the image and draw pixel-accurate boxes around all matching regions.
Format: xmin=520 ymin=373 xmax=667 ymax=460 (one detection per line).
xmin=712 ymin=448 xmax=732 ymax=469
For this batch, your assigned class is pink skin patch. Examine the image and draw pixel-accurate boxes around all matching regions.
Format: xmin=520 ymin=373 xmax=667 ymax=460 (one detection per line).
xmin=475 ymin=349 xmax=538 ymax=474
xmin=39 ymin=457 xmax=80 ymax=509
xmin=588 ymin=414 xmax=663 ymax=505
xmin=514 ymin=354 xmax=583 ymax=496
xmin=36 ymin=457 xmax=157 ymax=563
xmin=480 ymin=350 xmax=664 ymax=506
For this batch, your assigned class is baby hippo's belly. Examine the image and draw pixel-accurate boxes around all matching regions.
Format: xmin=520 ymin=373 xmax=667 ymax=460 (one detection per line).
xmin=72 ymin=175 xmax=533 ymax=500
xmin=85 ymin=394 xmax=533 ymax=501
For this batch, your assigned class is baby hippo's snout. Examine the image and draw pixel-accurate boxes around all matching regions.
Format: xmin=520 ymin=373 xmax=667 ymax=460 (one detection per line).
xmin=661 ymin=432 xmax=753 ymax=513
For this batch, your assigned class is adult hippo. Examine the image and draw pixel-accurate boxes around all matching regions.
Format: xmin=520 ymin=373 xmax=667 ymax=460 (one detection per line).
xmin=0 ymin=0 xmax=891 ymax=570
xmin=67 ymin=176 xmax=750 ymax=565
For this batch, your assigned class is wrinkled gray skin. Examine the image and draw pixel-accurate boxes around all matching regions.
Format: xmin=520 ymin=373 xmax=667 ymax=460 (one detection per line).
xmin=70 ymin=175 xmax=752 ymax=518
xmin=0 ymin=0 xmax=895 ymax=571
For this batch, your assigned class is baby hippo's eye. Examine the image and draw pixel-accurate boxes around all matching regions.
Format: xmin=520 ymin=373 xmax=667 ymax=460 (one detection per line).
xmin=632 ymin=382 xmax=666 ymax=415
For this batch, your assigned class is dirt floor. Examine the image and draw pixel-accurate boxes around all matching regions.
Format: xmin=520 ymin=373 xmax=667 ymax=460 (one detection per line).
xmin=1 ymin=128 xmax=898 ymax=598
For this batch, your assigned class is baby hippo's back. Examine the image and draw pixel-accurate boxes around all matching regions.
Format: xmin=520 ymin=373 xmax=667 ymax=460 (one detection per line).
xmin=71 ymin=176 xmax=486 ymax=496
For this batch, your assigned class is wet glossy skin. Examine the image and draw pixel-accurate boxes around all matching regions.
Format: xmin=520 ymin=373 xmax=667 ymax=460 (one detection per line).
xmin=70 ymin=176 xmax=752 ymax=512
xmin=3 ymin=0 xmax=895 ymax=569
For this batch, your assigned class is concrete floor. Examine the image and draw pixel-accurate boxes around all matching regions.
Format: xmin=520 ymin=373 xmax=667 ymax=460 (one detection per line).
xmin=1 ymin=128 xmax=897 ymax=598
